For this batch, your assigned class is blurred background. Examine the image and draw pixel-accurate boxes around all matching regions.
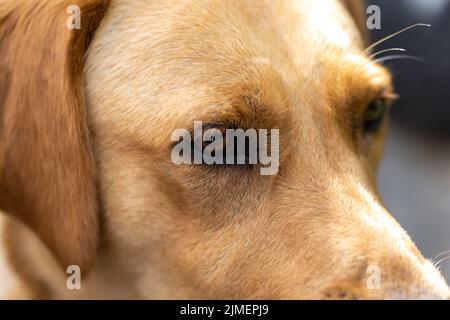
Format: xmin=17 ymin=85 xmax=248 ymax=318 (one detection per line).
xmin=365 ymin=0 xmax=450 ymax=281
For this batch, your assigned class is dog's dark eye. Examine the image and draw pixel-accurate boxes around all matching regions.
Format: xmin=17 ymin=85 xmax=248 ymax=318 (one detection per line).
xmin=363 ymin=98 xmax=388 ymax=134
xmin=204 ymin=129 xmax=254 ymax=166
xmin=190 ymin=124 xmax=256 ymax=166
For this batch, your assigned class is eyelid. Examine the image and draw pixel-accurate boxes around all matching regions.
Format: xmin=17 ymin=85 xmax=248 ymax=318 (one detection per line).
xmin=202 ymin=123 xmax=229 ymax=133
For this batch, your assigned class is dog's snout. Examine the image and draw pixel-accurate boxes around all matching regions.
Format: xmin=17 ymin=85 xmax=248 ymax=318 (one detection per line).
xmin=321 ymin=285 xmax=366 ymax=300
xmin=296 ymin=182 xmax=450 ymax=300
xmin=319 ymin=259 xmax=450 ymax=299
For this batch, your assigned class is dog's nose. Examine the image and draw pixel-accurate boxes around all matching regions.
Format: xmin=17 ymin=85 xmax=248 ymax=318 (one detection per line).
xmin=321 ymin=284 xmax=450 ymax=300
xmin=321 ymin=286 xmax=364 ymax=300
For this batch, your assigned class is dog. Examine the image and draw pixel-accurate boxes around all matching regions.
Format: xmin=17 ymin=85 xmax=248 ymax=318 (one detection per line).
xmin=0 ymin=0 xmax=449 ymax=299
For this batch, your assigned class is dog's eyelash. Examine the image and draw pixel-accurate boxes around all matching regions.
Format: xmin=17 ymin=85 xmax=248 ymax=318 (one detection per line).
xmin=193 ymin=131 xmax=257 ymax=167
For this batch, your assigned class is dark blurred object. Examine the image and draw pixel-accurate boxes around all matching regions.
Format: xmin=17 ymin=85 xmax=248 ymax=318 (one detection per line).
xmin=366 ymin=0 xmax=450 ymax=140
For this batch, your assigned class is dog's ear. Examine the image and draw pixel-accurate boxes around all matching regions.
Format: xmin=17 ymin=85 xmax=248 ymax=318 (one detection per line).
xmin=340 ymin=0 xmax=368 ymax=45
xmin=0 ymin=0 xmax=109 ymax=272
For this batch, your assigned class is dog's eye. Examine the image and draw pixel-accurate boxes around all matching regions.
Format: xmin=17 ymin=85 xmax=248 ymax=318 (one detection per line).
xmin=206 ymin=128 xmax=254 ymax=166
xmin=363 ymin=98 xmax=388 ymax=134
xmin=190 ymin=124 xmax=255 ymax=166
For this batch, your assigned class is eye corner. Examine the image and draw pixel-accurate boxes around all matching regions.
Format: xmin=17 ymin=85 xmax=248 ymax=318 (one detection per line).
xmin=380 ymin=89 xmax=399 ymax=105
xmin=362 ymin=90 xmax=398 ymax=135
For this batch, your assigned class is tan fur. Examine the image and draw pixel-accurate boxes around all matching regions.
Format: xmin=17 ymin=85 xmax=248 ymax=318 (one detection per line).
xmin=0 ymin=0 xmax=449 ymax=299
xmin=0 ymin=0 xmax=110 ymax=272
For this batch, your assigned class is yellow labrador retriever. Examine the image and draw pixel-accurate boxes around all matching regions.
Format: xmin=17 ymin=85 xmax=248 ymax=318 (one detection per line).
xmin=0 ymin=0 xmax=449 ymax=299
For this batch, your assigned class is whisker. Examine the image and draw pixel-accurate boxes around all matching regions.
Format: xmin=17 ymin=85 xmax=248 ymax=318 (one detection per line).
xmin=434 ymin=255 xmax=450 ymax=268
xmin=432 ymin=250 xmax=450 ymax=262
xmin=365 ymin=23 xmax=431 ymax=53
xmin=369 ymin=48 xmax=406 ymax=59
xmin=374 ymin=54 xmax=424 ymax=64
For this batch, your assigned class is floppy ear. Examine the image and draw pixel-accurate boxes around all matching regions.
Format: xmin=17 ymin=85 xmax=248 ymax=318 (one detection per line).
xmin=0 ymin=0 xmax=109 ymax=271
xmin=340 ymin=0 xmax=368 ymax=45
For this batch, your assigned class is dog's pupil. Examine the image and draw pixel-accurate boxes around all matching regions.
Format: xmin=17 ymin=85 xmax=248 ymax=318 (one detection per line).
xmin=364 ymin=99 xmax=387 ymax=134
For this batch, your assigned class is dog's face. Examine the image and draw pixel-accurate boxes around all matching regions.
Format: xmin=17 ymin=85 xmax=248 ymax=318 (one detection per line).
xmin=1 ymin=0 xmax=449 ymax=299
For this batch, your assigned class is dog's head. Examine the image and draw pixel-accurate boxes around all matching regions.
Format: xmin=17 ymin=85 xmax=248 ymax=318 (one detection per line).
xmin=0 ymin=0 xmax=449 ymax=299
